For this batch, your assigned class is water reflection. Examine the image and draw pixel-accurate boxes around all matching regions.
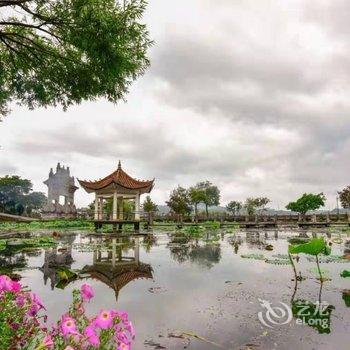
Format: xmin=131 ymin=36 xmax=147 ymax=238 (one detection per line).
xmin=167 ymin=234 xmax=221 ymax=268
xmin=81 ymin=237 xmax=153 ymax=301
xmin=40 ymin=246 xmax=74 ymax=290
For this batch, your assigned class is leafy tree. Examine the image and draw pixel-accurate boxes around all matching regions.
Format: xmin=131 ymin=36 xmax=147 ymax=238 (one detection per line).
xmin=196 ymin=181 xmax=220 ymax=218
xmin=0 ymin=175 xmax=32 ymax=213
xmin=142 ymin=195 xmax=158 ymax=213
xmin=188 ymin=186 xmax=206 ymax=219
xmin=286 ymin=193 xmax=326 ymax=216
xmin=338 ymin=186 xmax=350 ymax=208
xmin=226 ymin=200 xmax=242 ymax=216
xmin=166 ymin=186 xmax=192 ymax=218
xmin=25 ymin=191 xmax=47 ymax=214
xmin=244 ymin=197 xmax=270 ymax=215
xmin=0 ymin=0 xmax=152 ymax=117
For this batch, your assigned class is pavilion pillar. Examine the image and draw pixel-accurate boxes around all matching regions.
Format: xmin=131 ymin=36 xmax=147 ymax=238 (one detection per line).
xmin=99 ymin=197 xmax=104 ymax=220
xmin=94 ymin=194 xmax=99 ymax=220
xmin=118 ymin=196 xmax=123 ymax=220
xmin=134 ymin=237 xmax=139 ymax=264
xmin=135 ymin=193 xmax=140 ymax=221
xmin=112 ymin=191 xmax=118 ymax=221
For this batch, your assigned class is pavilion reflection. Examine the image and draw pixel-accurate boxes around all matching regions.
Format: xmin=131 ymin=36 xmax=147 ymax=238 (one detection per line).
xmin=81 ymin=237 xmax=153 ymax=301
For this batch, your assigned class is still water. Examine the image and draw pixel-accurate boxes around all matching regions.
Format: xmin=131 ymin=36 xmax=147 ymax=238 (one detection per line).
xmin=3 ymin=228 xmax=350 ymax=349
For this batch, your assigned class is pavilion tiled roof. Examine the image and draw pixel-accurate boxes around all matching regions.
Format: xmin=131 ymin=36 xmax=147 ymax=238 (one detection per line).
xmin=78 ymin=161 xmax=154 ymax=192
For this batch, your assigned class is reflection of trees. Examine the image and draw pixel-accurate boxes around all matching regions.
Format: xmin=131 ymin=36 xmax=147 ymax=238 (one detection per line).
xmin=245 ymin=231 xmax=266 ymax=249
xmin=167 ymin=235 xmax=221 ymax=268
xmin=142 ymin=234 xmax=158 ymax=253
xmin=188 ymin=244 xmax=221 ymax=268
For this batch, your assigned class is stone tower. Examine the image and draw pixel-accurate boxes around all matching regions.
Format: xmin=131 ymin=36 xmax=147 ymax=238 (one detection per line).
xmin=42 ymin=163 xmax=78 ymax=218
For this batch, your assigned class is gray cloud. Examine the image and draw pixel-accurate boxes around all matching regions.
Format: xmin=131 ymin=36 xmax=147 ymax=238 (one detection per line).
xmin=1 ymin=0 xmax=350 ymax=209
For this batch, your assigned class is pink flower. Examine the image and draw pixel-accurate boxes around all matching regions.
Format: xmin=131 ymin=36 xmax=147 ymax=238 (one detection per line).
xmin=16 ymin=294 xmax=26 ymax=307
xmin=0 ymin=275 xmax=20 ymax=292
xmin=84 ymin=325 xmax=100 ymax=347
xmin=125 ymin=321 xmax=135 ymax=339
xmin=64 ymin=347 xmax=75 ymax=350
xmin=94 ymin=310 xmax=113 ymax=329
xmin=118 ymin=343 xmax=131 ymax=350
xmin=61 ymin=316 xmax=79 ymax=337
xmin=11 ymin=280 xmax=21 ymax=292
xmin=81 ymin=284 xmax=94 ymax=302
xmin=31 ymin=293 xmax=46 ymax=310
xmin=116 ymin=331 xmax=130 ymax=345
xmin=42 ymin=334 xmax=54 ymax=348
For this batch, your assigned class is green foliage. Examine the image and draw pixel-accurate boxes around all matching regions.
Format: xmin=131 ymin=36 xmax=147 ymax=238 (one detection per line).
xmin=142 ymin=196 xmax=158 ymax=213
xmin=338 ymin=186 xmax=350 ymax=209
xmin=306 ymin=255 xmax=349 ymax=263
xmin=55 ymin=267 xmax=77 ymax=289
xmin=0 ymin=219 xmax=93 ymax=232
xmin=166 ymin=186 xmax=192 ymax=216
xmin=203 ymin=221 xmax=221 ymax=230
xmin=181 ymin=225 xmax=205 ymax=237
xmin=0 ymin=175 xmax=47 ymax=215
xmin=286 ymin=193 xmax=326 ymax=215
xmin=3 ymin=236 xmax=56 ymax=253
xmin=265 ymin=258 xmax=291 ymax=265
xmin=343 ymin=291 xmax=350 ymax=307
xmin=244 ymin=197 xmax=270 ymax=215
xmin=226 ymin=200 xmax=242 ymax=215
xmin=340 ymin=270 xmax=350 ymax=278
xmin=188 ymin=186 xmax=206 ymax=216
xmin=196 ymin=181 xmax=220 ymax=217
xmin=0 ymin=0 xmax=152 ymax=117
xmin=241 ymin=253 xmax=265 ymax=260
xmin=288 ymin=237 xmax=331 ymax=256
xmin=287 ymin=236 xmax=310 ymax=244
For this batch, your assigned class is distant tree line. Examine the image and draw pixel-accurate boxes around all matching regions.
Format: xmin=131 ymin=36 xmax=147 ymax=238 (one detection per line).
xmin=165 ymin=181 xmax=220 ymax=221
xmin=0 ymin=175 xmax=46 ymax=216
xmin=2 ymin=173 xmax=350 ymax=219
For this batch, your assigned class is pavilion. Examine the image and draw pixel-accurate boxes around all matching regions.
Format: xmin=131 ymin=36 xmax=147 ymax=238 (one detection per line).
xmin=78 ymin=161 xmax=154 ymax=230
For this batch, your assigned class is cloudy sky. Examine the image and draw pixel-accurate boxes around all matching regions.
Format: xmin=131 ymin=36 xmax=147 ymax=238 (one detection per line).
xmin=1 ymin=0 xmax=349 ymax=209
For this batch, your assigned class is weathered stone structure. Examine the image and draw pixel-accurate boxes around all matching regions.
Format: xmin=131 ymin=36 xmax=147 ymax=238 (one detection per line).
xmin=42 ymin=163 xmax=78 ymax=218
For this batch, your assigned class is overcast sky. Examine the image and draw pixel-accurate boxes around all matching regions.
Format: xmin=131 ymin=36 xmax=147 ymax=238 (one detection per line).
xmin=1 ymin=0 xmax=349 ymax=209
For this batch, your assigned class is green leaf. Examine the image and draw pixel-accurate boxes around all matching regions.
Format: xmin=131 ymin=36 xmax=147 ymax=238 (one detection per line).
xmin=340 ymin=270 xmax=350 ymax=278
xmin=288 ymin=237 xmax=331 ymax=256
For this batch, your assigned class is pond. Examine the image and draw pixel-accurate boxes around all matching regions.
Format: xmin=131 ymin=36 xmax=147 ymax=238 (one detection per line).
xmin=1 ymin=228 xmax=349 ymax=349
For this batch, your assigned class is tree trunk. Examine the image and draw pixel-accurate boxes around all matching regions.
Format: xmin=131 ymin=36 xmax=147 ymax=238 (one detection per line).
xmin=194 ymin=203 xmax=198 ymax=223
xmin=205 ymin=204 xmax=209 ymax=219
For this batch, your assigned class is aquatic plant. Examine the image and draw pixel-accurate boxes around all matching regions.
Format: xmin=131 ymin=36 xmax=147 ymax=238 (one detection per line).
xmin=181 ymin=225 xmax=205 ymax=237
xmin=343 ymin=290 xmax=350 ymax=307
xmin=0 ymin=275 xmax=135 ymax=350
xmin=306 ymin=255 xmax=349 ymax=263
xmin=0 ymin=219 xmax=94 ymax=232
xmin=288 ymin=237 xmax=331 ymax=282
xmin=203 ymin=221 xmax=221 ymax=230
xmin=340 ymin=270 xmax=350 ymax=278
xmin=265 ymin=258 xmax=291 ymax=265
xmin=3 ymin=236 xmax=57 ymax=254
xmin=240 ymin=253 xmax=265 ymax=260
